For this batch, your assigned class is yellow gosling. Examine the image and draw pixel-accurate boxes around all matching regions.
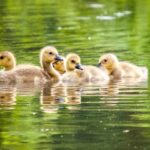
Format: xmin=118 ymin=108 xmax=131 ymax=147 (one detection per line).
xmin=0 ymin=46 xmax=63 ymax=83
xmin=62 ymin=53 xmax=89 ymax=83
xmin=98 ymin=53 xmax=148 ymax=80
xmin=62 ymin=53 xmax=109 ymax=83
xmin=40 ymin=46 xmax=63 ymax=81
xmin=0 ymin=51 xmax=16 ymax=71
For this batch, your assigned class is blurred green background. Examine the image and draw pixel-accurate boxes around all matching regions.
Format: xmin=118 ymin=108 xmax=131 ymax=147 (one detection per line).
xmin=0 ymin=0 xmax=150 ymax=66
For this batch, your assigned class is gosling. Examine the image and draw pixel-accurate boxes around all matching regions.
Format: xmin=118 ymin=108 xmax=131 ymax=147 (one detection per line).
xmin=62 ymin=53 xmax=109 ymax=83
xmin=98 ymin=53 xmax=148 ymax=80
xmin=0 ymin=46 xmax=63 ymax=83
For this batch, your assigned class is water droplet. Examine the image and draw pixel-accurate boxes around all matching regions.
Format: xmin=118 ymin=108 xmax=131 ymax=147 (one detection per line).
xmin=123 ymin=129 xmax=130 ymax=133
xmin=41 ymin=129 xmax=44 ymax=132
xmin=89 ymin=3 xmax=104 ymax=9
xmin=96 ymin=16 xmax=115 ymax=20
xmin=32 ymin=112 xmax=36 ymax=115
xmin=88 ymin=37 xmax=92 ymax=40
xmin=114 ymin=11 xmax=132 ymax=17
xmin=58 ymin=27 xmax=62 ymax=30
xmin=99 ymin=120 xmax=103 ymax=123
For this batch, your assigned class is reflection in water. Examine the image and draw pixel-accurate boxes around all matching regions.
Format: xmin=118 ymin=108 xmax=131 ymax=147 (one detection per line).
xmin=99 ymin=79 xmax=148 ymax=106
xmin=16 ymin=81 xmax=43 ymax=96
xmin=0 ymin=75 xmax=149 ymax=150
xmin=0 ymin=77 xmax=145 ymax=109
xmin=0 ymin=83 xmax=16 ymax=109
xmin=0 ymin=87 xmax=16 ymax=107
xmin=40 ymin=82 xmax=65 ymax=113
xmin=39 ymin=77 xmax=148 ymax=114
xmin=40 ymin=82 xmax=82 ymax=113
xmin=64 ymin=85 xmax=81 ymax=111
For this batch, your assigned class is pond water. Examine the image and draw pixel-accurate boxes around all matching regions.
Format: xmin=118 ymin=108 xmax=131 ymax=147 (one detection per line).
xmin=0 ymin=0 xmax=150 ymax=150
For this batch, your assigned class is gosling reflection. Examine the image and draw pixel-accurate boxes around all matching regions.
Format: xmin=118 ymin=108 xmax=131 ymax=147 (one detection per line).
xmin=0 ymin=87 xmax=16 ymax=107
xmin=99 ymin=78 xmax=148 ymax=107
xmin=40 ymin=82 xmax=82 ymax=113
xmin=64 ymin=86 xmax=81 ymax=104
xmin=0 ymin=78 xmax=43 ymax=96
xmin=40 ymin=82 xmax=65 ymax=113
xmin=64 ymin=86 xmax=81 ymax=111
xmin=16 ymin=81 xmax=43 ymax=96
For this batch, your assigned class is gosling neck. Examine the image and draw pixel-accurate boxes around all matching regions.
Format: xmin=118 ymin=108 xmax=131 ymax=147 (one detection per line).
xmin=50 ymin=63 xmax=61 ymax=81
xmin=108 ymin=62 xmax=120 ymax=75
xmin=42 ymin=60 xmax=50 ymax=71
xmin=107 ymin=67 xmax=114 ymax=75
xmin=42 ymin=60 xmax=61 ymax=81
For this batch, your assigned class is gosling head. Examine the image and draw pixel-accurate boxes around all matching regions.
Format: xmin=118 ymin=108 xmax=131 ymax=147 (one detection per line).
xmin=53 ymin=58 xmax=66 ymax=74
xmin=40 ymin=46 xmax=63 ymax=68
xmin=0 ymin=51 xmax=16 ymax=71
xmin=65 ymin=53 xmax=83 ymax=71
xmin=98 ymin=53 xmax=119 ymax=74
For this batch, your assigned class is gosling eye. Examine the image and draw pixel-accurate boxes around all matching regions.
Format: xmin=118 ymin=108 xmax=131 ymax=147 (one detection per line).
xmin=49 ymin=52 xmax=53 ymax=55
xmin=71 ymin=60 xmax=76 ymax=64
xmin=103 ymin=59 xmax=108 ymax=63
xmin=0 ymin=56 xmax=4 ymax=59
xmin=0 ymin=96 xmax=5 ymax=99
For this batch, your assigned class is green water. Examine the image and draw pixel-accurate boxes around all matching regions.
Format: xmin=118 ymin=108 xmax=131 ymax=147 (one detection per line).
xmin=0 ymin=0 xmax=150 ymax=150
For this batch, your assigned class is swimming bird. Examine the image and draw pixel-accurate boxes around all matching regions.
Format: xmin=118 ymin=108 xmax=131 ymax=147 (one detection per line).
xmin=98 ymin=53 xmax=148 ymax=80
xmin=62 ymin=53 xmax=109 ymax=83
xmin=62 ymin=53 xmax=86 ymax=83
xmin=0 ymin=46 xmax=63 ymax=83
xmin=0 ymin=51 xmax=16 ymax=71
xmin=40 ymin=46 xmax=63 ymax=81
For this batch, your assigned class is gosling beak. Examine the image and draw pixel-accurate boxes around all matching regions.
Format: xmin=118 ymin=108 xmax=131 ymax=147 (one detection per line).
xmin=75 ymin=64 xmax=83 ymax=70
xmin=97 ymin=63 xmax=101 ymax=67
xmin=55 ymin=55 xmax=63 ymax=61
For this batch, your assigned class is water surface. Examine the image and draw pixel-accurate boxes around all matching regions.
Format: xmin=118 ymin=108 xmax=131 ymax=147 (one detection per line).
xmin=0 ymin=0 xmax=150 ymax=150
